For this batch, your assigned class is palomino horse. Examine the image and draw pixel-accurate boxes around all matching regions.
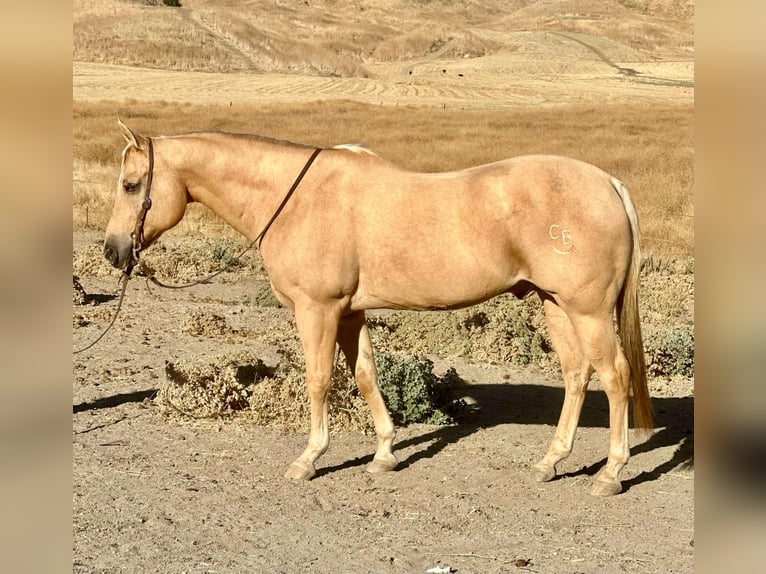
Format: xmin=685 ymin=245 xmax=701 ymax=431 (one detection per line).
xmin=105 ymin=120 xmax=652 ymax=496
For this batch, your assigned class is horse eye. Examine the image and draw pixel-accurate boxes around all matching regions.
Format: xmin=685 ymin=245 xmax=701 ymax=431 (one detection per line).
xmin=123 ymin=181 xmax=139 ymax=194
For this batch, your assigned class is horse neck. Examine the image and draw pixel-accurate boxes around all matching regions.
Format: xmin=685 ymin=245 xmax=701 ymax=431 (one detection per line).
xmin=166 ymin=133 xmax=313 ymax=240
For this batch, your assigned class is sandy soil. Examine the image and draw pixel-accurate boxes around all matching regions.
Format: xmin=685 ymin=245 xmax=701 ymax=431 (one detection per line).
xmin=73 ymin=231 xmax=693 ymax=574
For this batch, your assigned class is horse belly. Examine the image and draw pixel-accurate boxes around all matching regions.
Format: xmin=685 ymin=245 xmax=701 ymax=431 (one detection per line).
xmin=353 ymin=249 xmax=521 ymax=311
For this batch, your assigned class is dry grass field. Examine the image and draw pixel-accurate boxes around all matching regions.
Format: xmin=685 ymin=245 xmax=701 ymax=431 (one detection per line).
xmin=73 ymin=0 xmax=693 ymax=109
xmin=73 ymin=2 xmax=694 ymax=573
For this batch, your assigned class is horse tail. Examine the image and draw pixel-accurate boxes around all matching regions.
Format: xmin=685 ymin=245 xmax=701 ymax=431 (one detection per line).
xmin=611 ymin=178 xmax=653 ymax=433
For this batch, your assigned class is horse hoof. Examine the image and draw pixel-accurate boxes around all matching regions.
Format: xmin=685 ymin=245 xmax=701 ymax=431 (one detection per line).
xmin=531 ymin=464 xmax=555 ymax=483
xmin=590 ymin=478 xmax=622 ymax=497
xmin=284 ymin=461 xmax=316 ymax=481
xmin=366 ymin=456 xmax=398 ymax=474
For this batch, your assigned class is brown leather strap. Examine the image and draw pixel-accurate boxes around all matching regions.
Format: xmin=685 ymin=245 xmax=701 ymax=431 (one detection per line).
xmin=127 ymin=137 xmax=154 ymax=275
xmin=255 ymin=147 xmax=322 ymax=249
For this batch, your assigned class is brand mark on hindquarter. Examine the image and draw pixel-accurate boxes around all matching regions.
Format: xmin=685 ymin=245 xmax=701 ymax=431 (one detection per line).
xmin=549 ymin=224 xmax=574 ymax=254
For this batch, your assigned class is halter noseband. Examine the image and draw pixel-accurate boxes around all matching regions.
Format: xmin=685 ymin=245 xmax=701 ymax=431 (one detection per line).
xmin=127 ymin=137 xmax=154 ymax=275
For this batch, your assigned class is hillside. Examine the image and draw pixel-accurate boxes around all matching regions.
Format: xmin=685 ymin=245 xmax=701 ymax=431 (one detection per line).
xmin=73 ymin=0 xmax=693 ymax=108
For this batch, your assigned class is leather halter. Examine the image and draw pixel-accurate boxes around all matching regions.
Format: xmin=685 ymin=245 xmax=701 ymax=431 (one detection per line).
xmin=127 ymin=137 xmax=154 ymax=275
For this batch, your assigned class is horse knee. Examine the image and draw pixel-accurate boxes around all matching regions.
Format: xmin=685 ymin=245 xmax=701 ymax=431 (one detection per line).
xmin=306 ymin=374 xmax=331 ymax=399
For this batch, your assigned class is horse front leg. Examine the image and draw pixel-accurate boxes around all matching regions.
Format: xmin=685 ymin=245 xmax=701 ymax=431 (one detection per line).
xmin=337 ymin=311 xmax=398 ymax=473
xmin=284 ymin=302 xmax=341 ymax=481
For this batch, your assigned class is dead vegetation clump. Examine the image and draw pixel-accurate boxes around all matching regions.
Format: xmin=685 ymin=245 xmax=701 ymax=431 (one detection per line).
xmin=247 ymin=347 xmax=373 ymax=433
xmin=73 ymin=276 xmax=88 ymax=305
xmin=157 ymin=346 xmax=373 ymax=431
xmin=160 ymin=352 xmax=272 ymax=418
xmin=179 ymin=310 xmax=234 ymax=337
xmin=242 ymin=282 xmax=283 ymax=308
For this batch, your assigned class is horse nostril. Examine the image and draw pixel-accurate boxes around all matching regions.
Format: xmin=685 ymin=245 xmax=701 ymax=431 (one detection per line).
xmin=104 ymin=245 xmax=118 ymax=267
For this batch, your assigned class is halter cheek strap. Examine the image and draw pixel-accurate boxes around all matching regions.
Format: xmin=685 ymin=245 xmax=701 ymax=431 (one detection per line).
xmin=127 ymin=137 xmax=154 ymax=274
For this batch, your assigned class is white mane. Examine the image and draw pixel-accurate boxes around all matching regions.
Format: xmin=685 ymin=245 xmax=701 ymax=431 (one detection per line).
xmin=331 ymin=143 xmax=377 ymax=156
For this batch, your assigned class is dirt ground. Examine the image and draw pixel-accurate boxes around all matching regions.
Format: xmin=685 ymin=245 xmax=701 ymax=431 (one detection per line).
xmin=73 ymin=232 xmax=693 ymax=574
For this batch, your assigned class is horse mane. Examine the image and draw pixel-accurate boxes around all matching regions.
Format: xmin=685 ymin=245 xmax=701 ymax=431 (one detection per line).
xmin=156 ymin=132 xmax=378 ymax=157
xmin=331 ymin=143 xmax=378 ymax=156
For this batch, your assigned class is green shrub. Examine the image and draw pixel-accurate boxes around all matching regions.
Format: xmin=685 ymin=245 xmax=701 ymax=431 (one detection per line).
xmin=644 ymin=324 xmax=694 ymax=378
xmin=375 ymin=352 xmax=465 ymax=425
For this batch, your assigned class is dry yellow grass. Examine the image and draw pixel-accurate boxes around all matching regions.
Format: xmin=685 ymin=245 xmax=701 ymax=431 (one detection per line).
xmin=73 ymin=99 xmax=692 ymax=257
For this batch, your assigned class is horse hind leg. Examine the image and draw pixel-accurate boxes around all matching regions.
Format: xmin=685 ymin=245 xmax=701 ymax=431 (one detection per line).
xmin=567 ymin=311 xmax=632 ymax=497
xmin=337 ymin=311 xmax=398 ymax=473
xmin=532 ymin=298 xmax=594 ymax=483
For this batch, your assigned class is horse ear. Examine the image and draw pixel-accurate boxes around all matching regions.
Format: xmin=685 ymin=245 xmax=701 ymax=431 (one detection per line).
xmin=117 ymin=118 xmax=145 ymax=150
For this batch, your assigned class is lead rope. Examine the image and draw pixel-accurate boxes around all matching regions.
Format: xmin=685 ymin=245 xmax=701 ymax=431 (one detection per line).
xmin=73 ymin=273 xmax=130 ymax=354
xmin=74 ymin=146 xmax=322 ymax=353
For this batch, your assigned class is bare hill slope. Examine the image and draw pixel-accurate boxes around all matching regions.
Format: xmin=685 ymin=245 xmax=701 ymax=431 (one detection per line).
xmin=73 ymin=0 xmax=693 ymax=108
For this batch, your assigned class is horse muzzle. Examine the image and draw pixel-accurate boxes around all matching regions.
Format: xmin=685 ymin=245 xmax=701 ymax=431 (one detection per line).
xmin=103 ymin=234 xmax=134 ymax=270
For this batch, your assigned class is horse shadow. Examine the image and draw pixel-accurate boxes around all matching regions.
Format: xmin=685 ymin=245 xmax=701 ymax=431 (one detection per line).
xmin=317 ymin=381 xmax=694 ymax=492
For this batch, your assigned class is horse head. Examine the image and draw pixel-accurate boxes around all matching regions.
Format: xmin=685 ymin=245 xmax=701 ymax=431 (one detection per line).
xmin=103 ymin=120 xmax=188 ymax=270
